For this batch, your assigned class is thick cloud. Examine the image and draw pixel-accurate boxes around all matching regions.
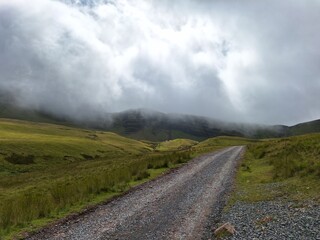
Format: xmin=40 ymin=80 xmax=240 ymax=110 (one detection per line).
xmin=0 ymin=0 xmax=319 ymax=124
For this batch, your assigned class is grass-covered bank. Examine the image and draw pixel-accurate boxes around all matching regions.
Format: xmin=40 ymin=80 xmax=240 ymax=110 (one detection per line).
xmin=228 ymin=134 xmax=320 ymax=205
xmin=1 ymin=166 xmax=181 ymax=240
xmin=191 ymin=136 xmax=257 ymax=155
xmin=0 ymin=153 xmax=189 ymax=240
xmin=0 ymin=151 xmax=191 ymax=239
xmin=0 ymin=119 xmax=194 ymax=239
xmin=0 ymin=120 xmax=251 ymax=239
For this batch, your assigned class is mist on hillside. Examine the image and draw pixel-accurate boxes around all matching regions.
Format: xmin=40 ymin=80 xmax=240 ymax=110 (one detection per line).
xmin=0 ymin=0 xmax=320 ymax=125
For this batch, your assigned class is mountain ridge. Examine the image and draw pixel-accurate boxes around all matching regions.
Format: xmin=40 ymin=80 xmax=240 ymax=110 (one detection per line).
xmin=0 ymin=103 xmax=319 ymax=141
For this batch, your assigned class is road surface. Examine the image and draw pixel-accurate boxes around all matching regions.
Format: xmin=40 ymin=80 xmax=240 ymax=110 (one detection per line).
xmin=26 ymin=146 xmax=244 ymax=240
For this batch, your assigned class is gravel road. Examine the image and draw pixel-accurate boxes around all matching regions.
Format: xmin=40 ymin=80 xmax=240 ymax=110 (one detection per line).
xmin=26 ymin=146 xmax=244 ymax=240
xmin=220 ymin=200 xmax=320 ymax=240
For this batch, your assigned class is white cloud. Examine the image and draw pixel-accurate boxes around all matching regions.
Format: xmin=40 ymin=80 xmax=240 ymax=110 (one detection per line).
xmin=0 ymin=0 xmax=319 ymax=124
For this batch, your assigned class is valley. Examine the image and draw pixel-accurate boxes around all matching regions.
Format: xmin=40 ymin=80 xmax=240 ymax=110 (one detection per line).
xmin=0 ymin=118 xmax=319 ymax=239
xmin=0 ymin=118 xmax=251 ymax=239
xmin=2 ymin=106 xmax=320 ymax=142
xmin=1 ymin=1 xmax=319 ymax=239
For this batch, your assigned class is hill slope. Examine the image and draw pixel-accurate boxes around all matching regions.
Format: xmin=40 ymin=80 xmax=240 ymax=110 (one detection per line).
xmin=1 ymin=117 xmax=319 ymax=239
xmin=1 ymin=99 xmax=320 ymax=141
xmin=0 ymin=118 xmax=151 ymax=168
xmin=108 ymin=109 xmax=287 ymax=141
xmin=0 ymin=119 xmax=169 ymax=238
xmin=289 ymin=119 xmax=320 ymax=136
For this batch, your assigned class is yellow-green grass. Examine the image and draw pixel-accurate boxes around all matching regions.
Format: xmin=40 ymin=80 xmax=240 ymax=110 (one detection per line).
xmin=0 ymin=127 xmax=250 ymax=239
xmin=0 ymin=154 xmax=191 ymax=239
xmin=0 ymin=119 xmax=196 ymax=239
xmin=3 ymin=167 xmax=177 ymax=240
xmin=192 ymin=136 xmax=258 ymax=155
xmin=0 ymin=118 xmax=152 ymax=160
xmin=155 ymin=139 xmax=198 ymax=151
xmin=228 ymin=133 xmax=320 ymax=206
xmin=5 ymin=118 xmax=317 ymax=239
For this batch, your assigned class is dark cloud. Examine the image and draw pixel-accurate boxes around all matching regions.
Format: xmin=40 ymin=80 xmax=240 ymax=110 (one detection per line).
xmin=0 ymin=0 xmax=319 ymax=125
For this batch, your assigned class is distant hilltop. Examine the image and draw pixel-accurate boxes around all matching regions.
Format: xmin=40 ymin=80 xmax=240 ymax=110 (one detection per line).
xmin=0 ymin=102 xmax=319 ymax=142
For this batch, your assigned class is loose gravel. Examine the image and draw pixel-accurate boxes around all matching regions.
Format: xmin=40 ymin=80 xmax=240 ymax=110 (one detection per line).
xmin=217 ymin=200 xmax=320 ymax=240
xmin=25 ymin=146 xmax=244 ymax=240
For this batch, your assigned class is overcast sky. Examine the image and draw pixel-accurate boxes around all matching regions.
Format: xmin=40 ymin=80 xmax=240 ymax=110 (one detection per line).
xmin=0 ymin=0 xmax=319 ymax=125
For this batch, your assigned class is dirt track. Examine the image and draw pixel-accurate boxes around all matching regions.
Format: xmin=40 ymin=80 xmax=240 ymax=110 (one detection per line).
xmin=26 ymin=146 xmax=244 ymax=240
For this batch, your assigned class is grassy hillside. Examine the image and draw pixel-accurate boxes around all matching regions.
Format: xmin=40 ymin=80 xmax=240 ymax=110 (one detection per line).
xmin=109 ymin=110 xmax=246 ymax=141
xmin=0 ymin=119 xmax=174 ymax=238
xmin=229 ymin=134 xmax=320 ymax=205
xmin=111 ymin=126 xmax=205 ymax=142
xmin=155 ymin=139 xmax=198 ymax=151
xmin=289 ymin=119 xmax=320 ymax=136
xmin=2 ymin=103 xmax=320 ymax=141
xmin=192 ymin=136 xmax=258 ymax=154
xmin=0 ymin=118 xmax=257 ymax=239
xmin=1 ymin=117 xmax=319 ymax=239
xmin=0 ymin=118 xmax=151 ymax=163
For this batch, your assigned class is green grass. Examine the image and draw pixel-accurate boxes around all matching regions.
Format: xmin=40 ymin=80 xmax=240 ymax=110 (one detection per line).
xmin=192 ymin=136 xmax=258 ymax=155
xmin=1 ymin=117 xmax=319 ymax=239
xmin=4 ymin=166 xmax=180 ymax=240
xmin=2 ymin=167 xmax=177 ymax=240
xmin=155 ymin=139 xmax=198 ymax=151
xmin=0 ymin=118 xmax=152 ymax=159
xmin=228 ymin=134 xmax=320 ymax=206
xmin=289 ymin=119 xmax=320 ymax=136
xmin=0 ymin=119 xmax=196 ymax=239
